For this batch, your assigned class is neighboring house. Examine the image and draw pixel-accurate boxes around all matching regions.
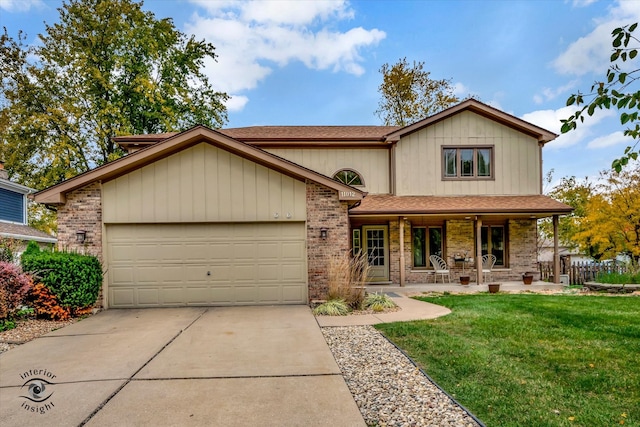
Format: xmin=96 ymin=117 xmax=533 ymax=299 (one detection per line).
xmin=0 ymin=162 xmax=57 ymax=258
xmin=34 ymin=100 xmax=572 ymax=308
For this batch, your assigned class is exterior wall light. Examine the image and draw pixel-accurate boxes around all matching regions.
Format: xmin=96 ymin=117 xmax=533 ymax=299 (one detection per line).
xmin=320 ymin=227 xmax=328 ymax=240
xmin=76 ymin=230 xmax=87 ymax=243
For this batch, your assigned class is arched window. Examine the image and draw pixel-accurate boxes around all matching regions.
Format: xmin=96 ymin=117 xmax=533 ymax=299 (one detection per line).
xmin=333 ymin=169 xmax=364 ymax=186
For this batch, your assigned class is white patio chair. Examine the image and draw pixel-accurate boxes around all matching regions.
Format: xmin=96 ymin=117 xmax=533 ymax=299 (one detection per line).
xmin=429 ymin=255 xmax=451 ymax=283
xmin=482 ymin=254 xmax=497 ymax=281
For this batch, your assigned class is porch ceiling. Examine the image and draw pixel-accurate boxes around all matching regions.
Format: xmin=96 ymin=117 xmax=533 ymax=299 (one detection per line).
xmin=348 ymin=194 xmax=573 ymax=218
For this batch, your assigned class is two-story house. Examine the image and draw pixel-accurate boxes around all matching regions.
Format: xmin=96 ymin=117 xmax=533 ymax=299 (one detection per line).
xmin=34 ymin=100 xmax=572 ymax=308
xmin=0 ymin=162 xmax=57 ymax=257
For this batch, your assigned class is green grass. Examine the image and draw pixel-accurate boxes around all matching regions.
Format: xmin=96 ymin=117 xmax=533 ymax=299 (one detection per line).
xmin=596 ymin=271 xmax=640 ymax=285
xmin=375 ymin=294 xmax=640 ymax=427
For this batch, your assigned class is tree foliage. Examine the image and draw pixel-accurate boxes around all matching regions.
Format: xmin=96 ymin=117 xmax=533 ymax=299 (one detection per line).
xmin=375 ymin=57 xmax=459 ymax=126
xmin=545 ymin=164 xmax=640 ymax=263
xmin=539 ymin=173 xmax=594 ymax=254
xmin=574 ymin=164 xmax=640 ymax=263
xmin=561 ymin=23 xmax=640 ymax=172
xmin=0 ymin=0 xmax=228 ymax=191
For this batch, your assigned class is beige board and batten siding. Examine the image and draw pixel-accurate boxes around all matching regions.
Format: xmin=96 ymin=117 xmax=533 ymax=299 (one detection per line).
xmin=102 ymin=142 xmax=308 ymax=307
xmin=395 ymin=111 xmax=541 ymax=196
xmin=102 ymin=142 xmax=306 ymax=223
xmin=264 ymin=147 xmax=390 ymax=194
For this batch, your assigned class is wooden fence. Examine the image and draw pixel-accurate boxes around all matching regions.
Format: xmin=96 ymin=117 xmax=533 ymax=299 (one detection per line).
xmin=538 ymin=260 xmax=629 ymax=285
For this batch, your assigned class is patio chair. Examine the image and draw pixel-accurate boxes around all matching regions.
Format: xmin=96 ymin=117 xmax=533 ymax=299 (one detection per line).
xmin=482 ymin=254 xmax=497 ymax=281
xmin=429 ymin=255 xmax=451 ymax=283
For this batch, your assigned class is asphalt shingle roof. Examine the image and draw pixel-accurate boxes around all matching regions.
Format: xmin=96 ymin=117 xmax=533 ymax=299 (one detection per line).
xmin=349 ymin=194 xmax=573 ymax=215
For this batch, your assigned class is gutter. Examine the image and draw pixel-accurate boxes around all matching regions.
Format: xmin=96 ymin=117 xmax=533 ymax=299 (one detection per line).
xmin=0 ymin=232 xmax=58 ymax=244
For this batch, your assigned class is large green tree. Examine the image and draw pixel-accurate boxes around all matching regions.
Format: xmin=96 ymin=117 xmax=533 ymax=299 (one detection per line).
xmin=1 ymin=0 xmax=228 ymax=190
xmin=562 ymin=23 xmax=640 ymax=172
xmin=375 ymin=57 xmax=459 ymax=126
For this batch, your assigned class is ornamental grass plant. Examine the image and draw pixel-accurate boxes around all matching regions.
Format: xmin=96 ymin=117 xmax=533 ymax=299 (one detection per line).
xmin=326 ymin=251 xmax=370 ymax=309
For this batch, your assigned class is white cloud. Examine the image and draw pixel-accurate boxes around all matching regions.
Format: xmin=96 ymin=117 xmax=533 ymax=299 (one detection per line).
xmin=586 ymin=130 xmax=630 ymax=149
xmin=521 ymin=106 xmax=615 ymax=148
xmin=185 ymin=0 xmax=385 ymax=110
xmin=0 ymin=0 xmax=43 ymax=12
xmin=553 ymin=1 xmax=640 ymax=76
xmin=533 ymin=80 xmax=578 ymax=104
xmin=225 ymin=95 xmax=249 ymax=112
xmin=572 ymin=0 xmax=598 ymax=7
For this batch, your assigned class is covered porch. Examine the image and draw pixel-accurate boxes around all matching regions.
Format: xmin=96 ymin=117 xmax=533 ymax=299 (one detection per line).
xmin=348 ymin=194 xmax=573 ymax=287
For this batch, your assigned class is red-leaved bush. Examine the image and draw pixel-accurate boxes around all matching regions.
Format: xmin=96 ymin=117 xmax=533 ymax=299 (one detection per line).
xmin=0 ymin=261 xmax=33 ymax=319
xmin=28 ymin=283 xmax=70 ymax=321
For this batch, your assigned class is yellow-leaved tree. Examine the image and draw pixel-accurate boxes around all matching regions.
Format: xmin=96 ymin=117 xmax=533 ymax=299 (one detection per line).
xmin=574 ymin=164 xmax=640 ymax=264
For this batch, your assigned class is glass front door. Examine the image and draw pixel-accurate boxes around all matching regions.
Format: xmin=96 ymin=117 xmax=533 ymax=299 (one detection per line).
xmin=362 ymin=225 xmax=389 ymax=282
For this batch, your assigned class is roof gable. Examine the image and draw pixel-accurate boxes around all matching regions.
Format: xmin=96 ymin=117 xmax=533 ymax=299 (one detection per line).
xmin=35 ymin=126 xmax=364 ymax=204
xmin=385 ymin=99 xmax=557 ymax=143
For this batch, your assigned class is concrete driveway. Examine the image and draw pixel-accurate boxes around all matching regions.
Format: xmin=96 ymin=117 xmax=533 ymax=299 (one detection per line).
xmin=0 ymin=306 xmax=365 ymax=426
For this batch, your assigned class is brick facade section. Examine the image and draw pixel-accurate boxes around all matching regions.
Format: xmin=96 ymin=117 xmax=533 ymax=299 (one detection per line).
xmin=507 ymin=219 xmax=539 ymax=280
xmin=306 ymin=180 xmax=350 ymax=301
xmin=56 ymin=182 xmax=104 ymax=307
xmin=387 ymin=218 xmax=539 ymax=284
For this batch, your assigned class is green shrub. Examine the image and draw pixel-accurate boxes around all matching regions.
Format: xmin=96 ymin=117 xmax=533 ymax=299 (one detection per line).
xmin=0 ymin=261 xmax=33 ymax=319
xmin=363 ymin=293 xmax=397 ymax=312
xmin=21 ymin=241 xmax=41 ymax=262
xmin=313 ymin=299 xmax=350 ymax=316
xmin=22 ymin=251 xmax=102 ymax=311
xmin=0 ymin=319 xmax=16 ymax=331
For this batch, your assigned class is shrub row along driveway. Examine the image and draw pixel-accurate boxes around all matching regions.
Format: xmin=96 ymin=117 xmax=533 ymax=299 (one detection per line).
xmin=0 ymin=306 xmax=365 ymax=426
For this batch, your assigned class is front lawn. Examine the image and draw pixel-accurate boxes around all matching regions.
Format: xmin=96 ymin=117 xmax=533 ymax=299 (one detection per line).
xmin=375 ymin=294 xmax=640 ymax=427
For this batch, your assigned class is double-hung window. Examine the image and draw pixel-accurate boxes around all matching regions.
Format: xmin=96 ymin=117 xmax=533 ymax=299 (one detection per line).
xmin=412 ymin=226 xmax=443 ymax=268
xmin=443 ymin=146 xmax=493 ymax=179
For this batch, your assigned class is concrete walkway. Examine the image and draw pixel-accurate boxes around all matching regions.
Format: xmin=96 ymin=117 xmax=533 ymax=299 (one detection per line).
xmin=0 ymin=306 xmax=365 ymax=426
xmin=317 ymin=281 xmax=566 ymax=327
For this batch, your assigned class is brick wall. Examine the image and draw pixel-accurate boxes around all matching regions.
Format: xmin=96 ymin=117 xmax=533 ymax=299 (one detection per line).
xmin=56 ymin=182 xmax=103 ymax=259
xmin=508 ymin=219 xmax=539 ymax=279
xmin=56 ymin=182 xmax=104 ymax=307
xmin=306 ymin=180 xmax=350 ymax=300
xmin=388 ymin=218 xmax=539 ymax=284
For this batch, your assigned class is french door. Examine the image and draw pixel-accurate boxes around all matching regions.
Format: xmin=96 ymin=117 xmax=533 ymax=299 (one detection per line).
xmin=362 ymin=225 xmax=389 ymax=282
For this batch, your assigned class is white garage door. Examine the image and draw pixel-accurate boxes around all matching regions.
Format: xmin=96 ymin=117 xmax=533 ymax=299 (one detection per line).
xmin=106 ymin=223 xmax=307 ymax=308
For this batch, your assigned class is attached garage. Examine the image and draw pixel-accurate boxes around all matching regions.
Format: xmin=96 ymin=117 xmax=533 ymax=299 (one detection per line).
xmin=33 ymin=126 xmax=363 ymax=308
xmin=107 ymin=223 xmax=307 ymax=307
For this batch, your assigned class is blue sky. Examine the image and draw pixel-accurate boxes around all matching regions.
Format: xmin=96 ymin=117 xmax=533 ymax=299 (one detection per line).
xmin=1 ymin=0 xmax=639 ymax=186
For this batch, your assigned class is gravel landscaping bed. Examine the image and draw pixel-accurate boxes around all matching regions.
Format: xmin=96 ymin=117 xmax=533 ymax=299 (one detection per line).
xmin=322 ymin=325 xmax=481 ymax=427
xmin=0 ymin=318 xmax=79 ymax=353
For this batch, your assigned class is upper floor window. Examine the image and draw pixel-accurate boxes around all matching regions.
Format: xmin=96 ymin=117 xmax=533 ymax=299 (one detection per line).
xmin=333 ymin=169 xmax=364 ymax=186
xmin=0 ymin=187 xmax=25 ymax=224
xmin=443 ymin=146 xmax=493 ymax=179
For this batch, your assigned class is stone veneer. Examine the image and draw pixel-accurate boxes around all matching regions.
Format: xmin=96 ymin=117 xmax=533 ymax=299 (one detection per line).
xmin=306 ymin=180 xmax=350 ymax=300
xmin=388 ymin=218 xmax=539 ymax=284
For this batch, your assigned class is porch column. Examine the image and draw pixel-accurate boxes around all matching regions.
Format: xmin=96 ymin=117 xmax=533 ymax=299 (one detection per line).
xmin=553 ymin=214 xmax=560 ymax=284
xmin=476 ymin=216 xmax=483 ymax=286
xmin=399 ymin=217 xmax=405 ymax=287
